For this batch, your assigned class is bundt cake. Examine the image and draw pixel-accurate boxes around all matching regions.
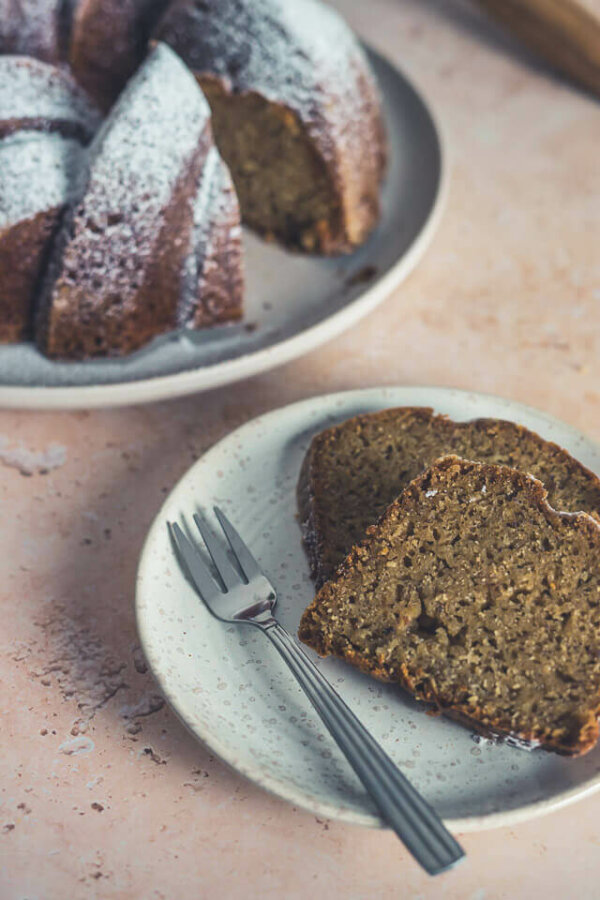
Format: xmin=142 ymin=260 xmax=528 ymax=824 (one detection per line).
xmin=299 ymin=408 xmax=600 ymax=586
xmin=299 ymin=456 xmax=600 ymax=756
xmin=0 ymin=0 xmax=67 ymax=63
xmin=69 ymin=0 xmax=170 ymax=111
xmin=154 ymin=0 xmax=387 ymax=254
xmin=36 ymin=43 xmax=243 ymax=359
xmin=0 ymin=131 xmax=84 ymax=342
xmin=0 ymin=0 xmax=385 ymax=359
xmin=0 ymin=56 xmax=102 ymax=141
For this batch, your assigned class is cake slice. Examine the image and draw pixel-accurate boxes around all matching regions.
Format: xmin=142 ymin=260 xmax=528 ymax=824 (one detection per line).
xmin=0 ymin=56 xmax=102 ymax=143
xmin=299 ymin=408 xmax=600 ymax=586
xmin=0 ymin=131 xmax=84 ymax=342
xmin=154 ymin=0 xmax=386 ymax=254
xmin=36 ymin=43 xmax=241 ymax=360
xmin=299 ymin=456 xmax=600 ymax=756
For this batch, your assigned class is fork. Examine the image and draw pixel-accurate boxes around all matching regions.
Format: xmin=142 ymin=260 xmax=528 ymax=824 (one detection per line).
xmin=169 ymin=508 xmax=465 ymax=876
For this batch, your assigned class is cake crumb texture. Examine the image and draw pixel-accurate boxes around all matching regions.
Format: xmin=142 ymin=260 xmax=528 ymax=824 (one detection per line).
xmin=299 ymin=408 xmax=600 ymax=586
xmin=299 ymin=456 xmax=600 ymax=756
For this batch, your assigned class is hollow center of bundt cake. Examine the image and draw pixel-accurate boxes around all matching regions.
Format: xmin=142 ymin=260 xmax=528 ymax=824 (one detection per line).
xmin=305 ymin=463 xmax=600 ymax=746
xmin=200 ymin=78 xmax=340 ymax=253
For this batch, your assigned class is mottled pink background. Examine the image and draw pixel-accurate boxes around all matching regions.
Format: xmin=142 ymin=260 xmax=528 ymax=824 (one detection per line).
xmin=1 ymin=0 xmax=599 ymax=897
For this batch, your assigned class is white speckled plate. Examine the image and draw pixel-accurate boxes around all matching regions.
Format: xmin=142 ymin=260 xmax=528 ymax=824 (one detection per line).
xmin=136 ymin=387 xmax=600 ymax=832
xmin=0 ymin=49 xmax=446 ymax=410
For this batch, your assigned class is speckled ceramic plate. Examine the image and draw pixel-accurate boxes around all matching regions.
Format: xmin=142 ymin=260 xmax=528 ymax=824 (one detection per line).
xmin=0 ymin=49 xmax=446 ymax=410
xmin=136 ymin=386 xmax=600 ymax=832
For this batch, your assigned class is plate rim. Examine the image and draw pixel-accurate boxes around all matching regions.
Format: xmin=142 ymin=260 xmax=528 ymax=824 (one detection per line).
xmin=0 ymin=47 xmax=447 ymax=410
xmin=135 ymin=385 xmax=600 ymax=833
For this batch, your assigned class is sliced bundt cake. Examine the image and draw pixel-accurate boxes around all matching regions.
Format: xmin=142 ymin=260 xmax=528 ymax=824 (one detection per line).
xmin=299 ymin=408 xmax=600 ymax=586
xmin=70 ymin=0 xmax=170 ymax=110
xmin=36 ymin=43 xmax=243 ymax=359
xmin=0 ymin=56 xmax=102 ymax=142
xmin=299 ymin=456 xmax=600 ymax=756
xmin=155 ymin=0 xmax=387 ymax=254
xmin=0 ymin=131 xmax=84 ymax=342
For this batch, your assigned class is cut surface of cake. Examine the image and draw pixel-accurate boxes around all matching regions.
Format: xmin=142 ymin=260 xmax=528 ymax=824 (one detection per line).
xmin=0 ymin=56 xmax=102 ymax=142
xmin=0 ymin=131 xmax=84 ymax=342
xmin=299 ymin=456 xmax=600 ymax=756
xmin=70 ymin=0 xmax=170 ymax=110
xmin=36 ymin=43 xmax=243 ymax=360
xmin=299 ymin=407 xmax=600 ymax=586
xmin=155 ymin=0 xmax=386 ymax=254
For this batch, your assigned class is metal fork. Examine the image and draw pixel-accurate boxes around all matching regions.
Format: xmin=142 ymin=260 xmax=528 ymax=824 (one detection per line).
xmin=169 ymin=508 xmax=465 ymax=876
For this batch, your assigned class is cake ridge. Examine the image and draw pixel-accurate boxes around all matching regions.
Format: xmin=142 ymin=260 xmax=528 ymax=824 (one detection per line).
xmin=178 ymin=145 xmax=244 ymax=329
xmin=0 ymin=56 xmax=102 ymax=143
xmin=35 ymin=43 xmax=219 ymax=358
xmin=0 ymin=130 xmax=83 ymax=228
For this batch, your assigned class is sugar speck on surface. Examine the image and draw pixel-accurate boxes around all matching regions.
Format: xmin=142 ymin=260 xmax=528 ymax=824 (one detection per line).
xmin=119 ymin=693 xmax=165 ymax=719
xmin=58 ymin=735 xmax=95 ymax=756
xmin=0 ymin=56 xmax=101 ymax=140
xmin=0 ymin=435 xmax=67 ymax=475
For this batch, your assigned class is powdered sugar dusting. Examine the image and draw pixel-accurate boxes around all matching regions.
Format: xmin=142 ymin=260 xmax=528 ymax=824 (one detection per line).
xmin=58 ymin=735 xmax=95 ymax=756
xmin=194 ymin=147 xmax=232 ymax=248
xmin=198 ymin=154 xmax=241 ymax=280
xmin=160 ymin=0 xmax=369 ymax=118
xmin=82 ymin=41 xmax=211 ymax=217
xmin=120 ymin=693 xmax=165 ymax=719
xmin=0 ymin=435 xmax=66 ymax=475
xmin=156 ymin=0 xmax=385 ymax=190
xmin=0 ymin=0 xmax=64 ymax=62
xmin=40 ymin=43 xmax=214 ymax=353
xmin=178 ymin=145 xmax=243 ymax=326
xmin=0 ymin=131 xmax=83 ymax=227
xmin=0 ymin=56 xmax=101 ymax=141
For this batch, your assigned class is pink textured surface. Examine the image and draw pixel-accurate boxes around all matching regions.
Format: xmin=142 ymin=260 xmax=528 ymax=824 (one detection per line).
xmin=1 ymin=0 xmax=599 ymax=896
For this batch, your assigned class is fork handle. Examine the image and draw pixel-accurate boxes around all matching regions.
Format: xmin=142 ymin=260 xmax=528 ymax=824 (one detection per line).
xmin=264 ymin=622 xmax=464 ymax=876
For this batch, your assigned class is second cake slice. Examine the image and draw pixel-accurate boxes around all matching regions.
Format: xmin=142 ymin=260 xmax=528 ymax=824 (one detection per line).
xmin=299 ymin=408 xmax=600 ymax=586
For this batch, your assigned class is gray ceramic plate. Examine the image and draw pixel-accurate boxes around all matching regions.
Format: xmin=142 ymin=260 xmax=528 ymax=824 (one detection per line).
xmin=136 ymin=386 xmax=600 ymax=832
xmin=0 ymin=49 xmax=445 ymax=409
